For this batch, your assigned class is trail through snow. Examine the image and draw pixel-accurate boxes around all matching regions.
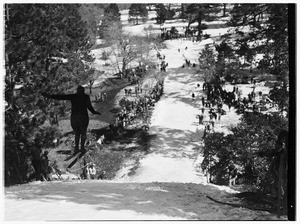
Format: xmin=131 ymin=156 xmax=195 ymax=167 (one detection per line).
xmin=114 ymin=39 xmax=239 ymax=186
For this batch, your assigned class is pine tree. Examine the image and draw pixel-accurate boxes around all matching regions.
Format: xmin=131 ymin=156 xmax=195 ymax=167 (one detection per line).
xmin=179 ymin=4 xmax=188 ymax=19
xmin=215 ymin=40 xmax=234 ymax=76
xmin=222 ymin=3 xmax=227 ymax=17
xmin=5 ymin=4 xmax=94 ymax=185
xmin=229 ymin=4 xmax=290 ymax=112
xmin=263 ymin=4 xmax=289 ymax=83
xmin=185 ymin=4 xmax=221 ymax=41
xmin=198 ymin=44 xmax=217 ymax=82
xmin=99 ymin=4 xmax=121 ymax=38
xmin=155 ymin=4 xmax=168 ymax=25
xmin=165 ymin=4 xmax=175 ymax=20
xmin=263 ymin=4 xmax=290 ymax=113
xmin=104 ymin=3 xmax=121 ymax=21
xmin=128 ymin=4 xmax=148 ymax=25
xmin=229 ymin=4 xmax=265 ymax=27
xmin=78 ymin=4 xmax=105 ymax=46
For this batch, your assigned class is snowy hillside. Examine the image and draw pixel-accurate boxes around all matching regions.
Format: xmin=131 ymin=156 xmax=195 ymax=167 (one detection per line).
xmin=4 ymin=7 xmax=287 ymax=222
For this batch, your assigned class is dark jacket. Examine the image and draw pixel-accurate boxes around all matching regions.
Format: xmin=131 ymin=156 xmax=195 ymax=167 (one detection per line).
xmin=43 ymin=92 xmax=100 ymax=132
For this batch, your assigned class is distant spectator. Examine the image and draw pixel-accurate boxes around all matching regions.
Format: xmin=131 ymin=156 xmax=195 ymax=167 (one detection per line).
xmin=98 ymin=170 xmax=107 ymax=180
xmin=197 ymin=115 xmax=204 ymax=125
xmin=41 ymin=151 xmax=50 ymax=181
xmin=192 ymin=93 xmax=195 ymax=100
xmin=88 ymin=163 xmax=97 ymax=179
xmin=30 ymin=145 xmax=43 ymax=181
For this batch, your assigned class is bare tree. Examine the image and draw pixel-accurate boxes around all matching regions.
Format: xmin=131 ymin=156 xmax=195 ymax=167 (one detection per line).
xmin=88 ymin=70 xmax=104 ymax=95
xmin=104 ymin=24 xmax=152 ymax=78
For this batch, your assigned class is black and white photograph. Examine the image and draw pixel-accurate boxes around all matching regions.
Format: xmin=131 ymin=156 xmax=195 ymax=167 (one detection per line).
xmin=3 ymin=2 xmax=296 ymax=221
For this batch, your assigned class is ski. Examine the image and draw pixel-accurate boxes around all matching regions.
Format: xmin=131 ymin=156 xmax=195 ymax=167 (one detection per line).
xmin=67 ymin=147 xmax=93 ymax=169
xmin=64 ymin=152 xmax=80 ymax=161
xmin=67 ymin=152 xmax=86 ymax=169
xmin=66 ymin=140 xmax=101 ymax=169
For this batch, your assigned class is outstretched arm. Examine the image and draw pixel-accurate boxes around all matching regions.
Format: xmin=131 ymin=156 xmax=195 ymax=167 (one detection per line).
xmin=86 ymin=95 xmax=101 ymax=115
xmin=42 ymin=93 xmax=73 ymax=101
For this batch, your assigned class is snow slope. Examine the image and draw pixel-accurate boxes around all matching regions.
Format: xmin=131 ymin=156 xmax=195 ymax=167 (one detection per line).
xmin=113 ymin=38 xmax=240 ymax=184
xmin=6 ymin=180 xmax=282 ymax=221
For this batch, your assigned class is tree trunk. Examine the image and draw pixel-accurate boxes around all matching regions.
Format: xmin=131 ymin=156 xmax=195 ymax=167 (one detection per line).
xmin=187 ymin=20 xmax=191 ymax=30
xmin=223 ymin=4 xmax=226 ymax=17
xmin=121 ymin=58 xmax=126 ymax=78
xmin=253 ymin=15 xmax=257 ymax=27
xmin=277 ymin=153 xmax=284 ymax=217
xmin=197 ymin=17 xmax=202 ymax=41
xmin=89 ymin=80 xmax=94 ymax=95
xmin=6 ymin=4 xmax=10 ymax=21
xmin=180 ymin=4 xmax=185 ymax=19
xmin=13 ymin=161 xmax=23 ymax=184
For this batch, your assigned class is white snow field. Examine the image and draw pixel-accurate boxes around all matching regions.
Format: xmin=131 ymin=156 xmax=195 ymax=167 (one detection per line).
xmin=4 ymin=9 xmax=287 ymax=222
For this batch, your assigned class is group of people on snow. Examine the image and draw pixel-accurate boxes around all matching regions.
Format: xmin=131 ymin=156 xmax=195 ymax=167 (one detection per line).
xmin=124 ymin=84 xmax=143 ymax=97
xmin=81 ymin=162 xmax=107 ymax=180
xmin=109 ymin=81 xmax=164 ymax=135
xmin=156 ymin=52 xmax=168 ymax=72
xmin=124 ymin=64 xmax=148 ymax=85
xmin=194 ymin=77 xmax=270 ymax=140
xmin=95 ymin=91 xmax=107 ymax=102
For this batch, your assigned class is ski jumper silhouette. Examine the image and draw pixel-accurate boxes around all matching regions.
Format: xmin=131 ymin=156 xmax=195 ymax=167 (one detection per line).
xmin=42 ymin=86 xmax=101 ymax=153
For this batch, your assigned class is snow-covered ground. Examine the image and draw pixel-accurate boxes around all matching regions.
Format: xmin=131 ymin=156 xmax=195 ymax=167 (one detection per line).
xmin=113 ymin=38 xmax=243 ymax=184
xmin=4 ymin=9 xmax=286 ymax=222
xmin=6 ymin=180 xmax=282 ymax=221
